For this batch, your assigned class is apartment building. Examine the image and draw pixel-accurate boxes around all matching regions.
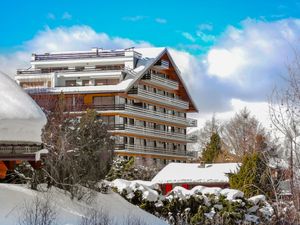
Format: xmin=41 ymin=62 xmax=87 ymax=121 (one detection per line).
xmin=15 ymin=47 xmax=198 ymax=165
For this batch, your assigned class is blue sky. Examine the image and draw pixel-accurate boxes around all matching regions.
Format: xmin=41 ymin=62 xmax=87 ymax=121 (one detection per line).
xmin=1 ymin=0 xmax=299 ymax=54
xmin=1 ymin=0 xmax=300 ymax=127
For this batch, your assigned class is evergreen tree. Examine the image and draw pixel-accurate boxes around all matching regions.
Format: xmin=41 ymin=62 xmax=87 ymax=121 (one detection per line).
xmin=201 ymin=132 xmax=222 ymax=163
xmin=229 ymin=152 xmax=273 ymax=198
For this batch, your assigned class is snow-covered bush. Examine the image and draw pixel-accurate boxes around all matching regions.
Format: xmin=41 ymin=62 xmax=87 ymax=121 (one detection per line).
xmin=110 ymin=180 xmax=275 ymax=225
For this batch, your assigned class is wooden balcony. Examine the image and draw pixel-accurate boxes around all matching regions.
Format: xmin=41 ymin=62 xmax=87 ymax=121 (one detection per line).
xmin=142 ymin=73 xmax=179 ymax=90
xmin=57 ymin=104 xmax=197 ymax=127
xmin=112 ymin=124 xmax=197 ymax=143
xmin=128 ymin=87 xmax=189 ymax=110
xmin=0 ymin=142 xmax=45 ymax=161
xmin=115 ymin=144 xmax=188 ymax=158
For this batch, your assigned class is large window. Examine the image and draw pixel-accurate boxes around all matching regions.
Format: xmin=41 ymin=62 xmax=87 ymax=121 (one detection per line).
xmin=95 ymin=79 xmax=118 ymax=85
xmin=93 ymin=96 xmax=115 ymax=105
xmin=65 ymin=80 xmax=76 ymax=87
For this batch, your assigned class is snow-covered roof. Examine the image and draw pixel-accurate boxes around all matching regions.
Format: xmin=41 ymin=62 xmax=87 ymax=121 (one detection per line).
xmin=152 ymin=163 xmax=240 ymax=184
xmin=27 ymin=47 xmax=198 ymax=111
xmin=0 ymin=74 xmax=46 ymax=143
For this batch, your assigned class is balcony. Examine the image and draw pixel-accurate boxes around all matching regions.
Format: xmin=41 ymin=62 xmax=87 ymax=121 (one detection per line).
xmin=142 ymin=73 xmax=179 ymax=90
xmin=128 ymin=87 xmax=189 ymax=110
xmin=0 ymin=143 xmax=44 ymax=160
xmin=112 ymin=124 xmax=197 ymax=143
xmin=115 ymin=144 xmax=188 ymax=158
xmin=17 ymin=67 xmax=123 ymax=76
xmin=67 ymin=104 xmax=197 ymax=127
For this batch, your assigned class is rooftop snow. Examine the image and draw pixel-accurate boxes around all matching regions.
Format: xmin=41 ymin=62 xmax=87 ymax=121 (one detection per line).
xmin=152 ymin=163 xmax=240 ymax=184
xmin=0 ymin=74 xmax=46 ymax=143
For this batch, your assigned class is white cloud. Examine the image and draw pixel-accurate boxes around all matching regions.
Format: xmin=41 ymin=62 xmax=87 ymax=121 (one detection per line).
xmin=62 ymin=12 xmax=72 ymax=20
xmin=47 ymin=13 xmax=55 ymax=20
xmin=198 ymin=23 xmax=213 ymax=31
xmin=0 ymin=26 xmax=151 ymax=77
xmin=2 ymin=19 xmax=300 ymax=131
xmin=155 ymin=18 xmax=167 ymax=24
xmin=122 ymin=16 xmax=147 ymax=22
xmin=182 ymin=32 xmax=196 ymax=42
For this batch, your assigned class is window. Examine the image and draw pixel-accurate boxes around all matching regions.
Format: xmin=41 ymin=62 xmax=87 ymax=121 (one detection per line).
xmin=75 ymin=66 xmax=84 ymax=71
xmin=95 ymin=79 xmax=118 ymax=85
xmin=129 ymin=137 xmax=134 ymax=145
xmin=82 ymin=80 xmax=90 ymax=86
xmin=65 ymin=80 xmax=76 ymax=87
xmin=93 ymin=96 xmax=114 ymax=105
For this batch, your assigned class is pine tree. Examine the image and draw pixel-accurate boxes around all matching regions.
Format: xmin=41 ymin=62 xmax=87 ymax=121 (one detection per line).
xmin=201 ymin=132 xmax=222 ymax=163
xmin=229 ymin=152 xmax=273 ymax=198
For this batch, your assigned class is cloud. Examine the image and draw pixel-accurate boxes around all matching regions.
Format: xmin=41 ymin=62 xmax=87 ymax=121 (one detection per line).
xmin=2 ymin=19 xmax=300 ymax=129
xmin=198 ymin=23 xmax=213 ymax=31
xmin=62 ymin=12 xmax=72 ymax=20
xmin=47 ymin=13 xmax=55 ymax=20
xmin=182 ymin=32 xmax=196 ymax=42
xmin=0 ymin=26 xmax=151 ymax=77
xmin=122 ymin=16 xmax=147 ymax=22
xmin=155 ymin=18 xmax=167 ymax=24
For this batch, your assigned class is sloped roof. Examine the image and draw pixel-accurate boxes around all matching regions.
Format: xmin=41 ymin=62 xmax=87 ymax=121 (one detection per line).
xmin=151 ymin=163 xmax=240 ymax=184
xmin=28 ymin=47 xmax=198 ymax=112
xmin=0 ymin=73 xmax=46 ymax=143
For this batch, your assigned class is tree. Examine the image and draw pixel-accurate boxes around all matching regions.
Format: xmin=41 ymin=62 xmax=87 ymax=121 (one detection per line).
xmin=201 ymin=132 xmax=221 ymax=163
xmin=191 ymin=115 xmax=221 ymax=152
xmin=106 ymin=157 xmax=160 ymax=181
xmin=41 ymin=93 xmax=114 ymax=198
xmin=222 ymin=107 xmax=266 ymax=158
xmin=229 ymin=152 xmax=273 ymax=198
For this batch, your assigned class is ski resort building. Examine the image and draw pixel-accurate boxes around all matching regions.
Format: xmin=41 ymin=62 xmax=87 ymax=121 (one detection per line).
xmin=15 ymin=47 xmax=198 ymax=165
xmin=0 ymin=73 xmax=47 ymax=178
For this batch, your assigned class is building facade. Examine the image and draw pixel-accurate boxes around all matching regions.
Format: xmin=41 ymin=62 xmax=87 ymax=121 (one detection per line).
xmin=15 ymin=47 xmax=198 ymax=165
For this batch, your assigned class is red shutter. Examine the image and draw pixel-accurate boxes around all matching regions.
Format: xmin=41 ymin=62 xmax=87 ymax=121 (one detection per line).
xmin=165 ymin=184 xmax=173 ymax=194
xmin=182 ymin=184 xmax=189 ymax=189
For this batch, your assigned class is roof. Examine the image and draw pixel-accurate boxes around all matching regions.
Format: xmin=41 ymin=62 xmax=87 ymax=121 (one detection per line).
xmin=0 ymin=73 xmax=46 ymax=143
xmin=27 ymin=47 xmax=198 ymax=112
xmin=151 ymin=163 xmax=240 ymax=184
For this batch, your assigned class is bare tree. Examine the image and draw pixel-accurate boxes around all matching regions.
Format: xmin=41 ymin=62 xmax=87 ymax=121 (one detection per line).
xmin=80 ymin=208 xmax=113 ymax=225
xmin=41 ymin=93 xmax=114 ymax=199
xmin=269 ymin=58 xmax=300 ymax=210
xmin=221 ymin=107 xmax=266 ymax=158
xmin=191 ymin=114 xmax=221 ymax=152
xmin=18 ymin=195 xmax=57 ymax=225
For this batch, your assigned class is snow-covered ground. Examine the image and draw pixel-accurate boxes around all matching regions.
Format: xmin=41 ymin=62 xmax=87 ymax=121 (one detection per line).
xmin=0 ymin=184 xmax=168 ymax=225
xmin=0 ymin=74 xmax=46 ymax=143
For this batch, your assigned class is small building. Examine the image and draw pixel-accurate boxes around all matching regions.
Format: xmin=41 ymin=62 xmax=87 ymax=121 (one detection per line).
xmin=0 ymin=73 xmax=47 ymax=178
xmin=151 ymin=162 xmax=240 ymax=194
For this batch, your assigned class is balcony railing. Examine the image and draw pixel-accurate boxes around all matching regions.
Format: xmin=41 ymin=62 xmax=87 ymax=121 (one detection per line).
xmin=128 ymin=87 xmax=189 ymax=110
xmin=113 ymin=124 xmax=196 ymax=142
xmin=17 ymin=67 xmax=124 ymax=75
xmin=32 ymin=51 xmax=127 ymax=61
xmin=0 ymin=143 xmax=42 ymax=155
xmin=142 ymin=73 xmax=179 ymax=90
xmin=115 ymin=144 xmax=188 ymax=157
xmin=65 ymin=104 xmax=197 ymax=127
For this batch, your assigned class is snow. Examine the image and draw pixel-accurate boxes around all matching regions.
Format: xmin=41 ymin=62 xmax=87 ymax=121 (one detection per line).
xmin=110 ymin=179 xmax=160 ymax=202
xmin=152 ymin=163 xmax=240 ymax=185
xmin=0 ymin=183 xmax=167 ymax=225
xmin=220 ymin=188 xmax=244 ymax=200
xmin=0 ymin=74 xmax=46 ymax=143
xmin=248 ymin=195 xmax=266 ymax=205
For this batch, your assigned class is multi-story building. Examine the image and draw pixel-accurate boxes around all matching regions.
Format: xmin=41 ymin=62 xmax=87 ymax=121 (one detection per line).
xmin=15 ymin=47 xmax=198 ymax=165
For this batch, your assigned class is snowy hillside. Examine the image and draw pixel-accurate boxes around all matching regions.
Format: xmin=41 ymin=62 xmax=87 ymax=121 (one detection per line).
xmin=0 ymin=184 xmax=168 ymax=225
xmin=0 ymin=74 xmax=46 ymax=143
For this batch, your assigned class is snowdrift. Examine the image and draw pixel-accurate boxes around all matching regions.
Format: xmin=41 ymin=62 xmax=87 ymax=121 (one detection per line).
xmin=0 ymin=74 xmax=46 ymax=143
xmin=0 ymin=184 xmax=168 ymax=225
